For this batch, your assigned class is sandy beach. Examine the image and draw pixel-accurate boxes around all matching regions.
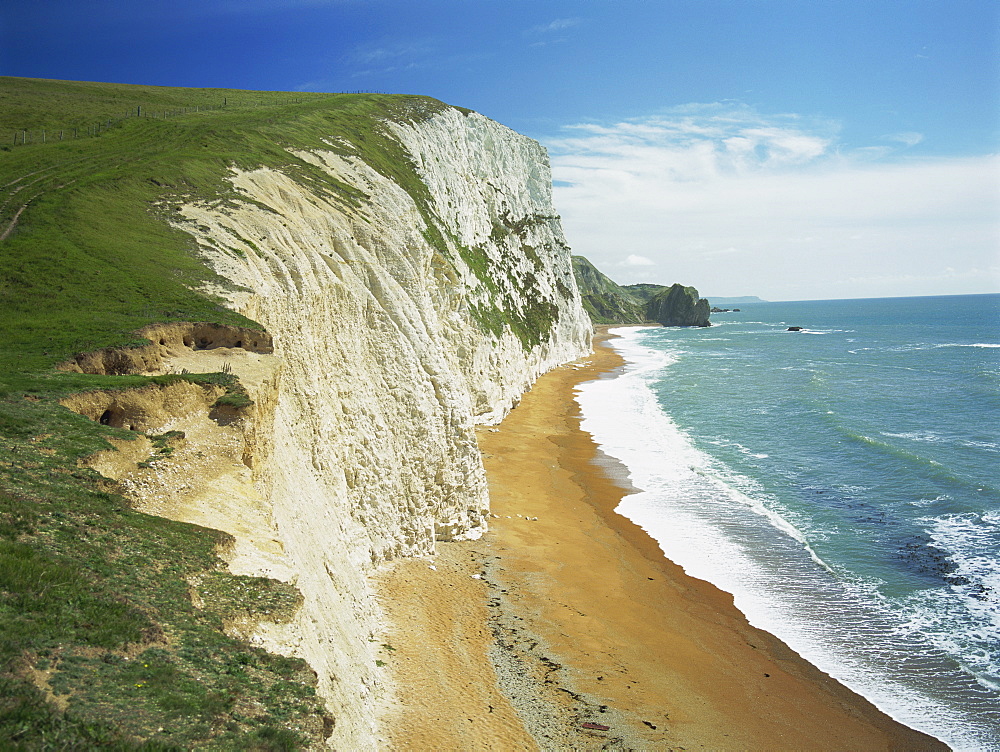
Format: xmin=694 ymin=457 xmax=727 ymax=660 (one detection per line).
xmin=378 ymin=328 xmax=946 ymax=750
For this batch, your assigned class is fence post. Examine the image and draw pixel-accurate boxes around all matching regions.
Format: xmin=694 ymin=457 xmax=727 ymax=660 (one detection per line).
xmin=22 ymin=130 xmax=26 ymax=144
xmin=42 ymin=130 xmax=45 ymax=143
xmin=137 ymin=105 xmax=141 ymax=117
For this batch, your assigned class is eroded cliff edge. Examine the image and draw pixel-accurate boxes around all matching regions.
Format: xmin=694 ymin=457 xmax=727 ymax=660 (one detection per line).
xmin=120 ymin=106 xmax=592 ymax=747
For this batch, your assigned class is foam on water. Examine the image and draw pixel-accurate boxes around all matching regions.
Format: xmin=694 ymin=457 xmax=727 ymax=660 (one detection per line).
xmin=578 ymin=326 xmax=1000 ymax=751
xmin=910 ymin=512 xmax=1000 ymax=680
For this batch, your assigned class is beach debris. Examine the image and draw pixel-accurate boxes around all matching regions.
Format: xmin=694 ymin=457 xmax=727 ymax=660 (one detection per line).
xmin=642 ymin=720 xmax=657 ymax=730
xmin=428 ymin=565 xmax=437 ymax=571
xmin=488 ymin=428 xmax=500 ymax=432
xmin=582 ymin=722 xmax=611 ymax=731
xmin=471 ymin=574 xmax=482 ymax=579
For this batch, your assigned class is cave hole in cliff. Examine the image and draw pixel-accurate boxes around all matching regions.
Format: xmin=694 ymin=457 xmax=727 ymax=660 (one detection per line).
xmin=234 ymin=340 xmax=242 ymax=349
xmin=98 ymin=407 xmax=132 ymax=429
xmin=208 ymin=404 xmax=241 ymax=427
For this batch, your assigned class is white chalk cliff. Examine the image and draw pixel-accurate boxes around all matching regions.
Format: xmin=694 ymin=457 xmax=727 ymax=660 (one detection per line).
xmin=150 ymin=106 xmax=594 ymax=747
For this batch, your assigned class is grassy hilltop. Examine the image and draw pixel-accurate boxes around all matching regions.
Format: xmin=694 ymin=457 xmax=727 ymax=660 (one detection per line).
xmin=0 ymin=76 xmax=459 ymax=748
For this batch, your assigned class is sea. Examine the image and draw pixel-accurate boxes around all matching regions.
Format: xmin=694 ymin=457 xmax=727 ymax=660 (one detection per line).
xmin=577 ymin=293 xmax=1000 ymax=750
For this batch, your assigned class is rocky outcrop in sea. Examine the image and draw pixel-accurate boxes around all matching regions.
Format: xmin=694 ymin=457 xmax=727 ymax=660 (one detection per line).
xmin=647 ymin=283 xmax=711 ymax=327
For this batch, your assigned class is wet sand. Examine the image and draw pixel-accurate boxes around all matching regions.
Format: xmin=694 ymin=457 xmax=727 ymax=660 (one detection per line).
xmin=378 ymin=328 xmax=946 ymax=750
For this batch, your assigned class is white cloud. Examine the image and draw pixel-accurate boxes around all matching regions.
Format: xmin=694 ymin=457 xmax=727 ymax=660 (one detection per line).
xmin=526 ymin=17 xmax=581 ymax=35
xmin=622 ymin=254 xmax=655 ymax=266
xmin=347 ymin=40 xmax=434 ymax=66
xmin=886 ymin=131 xmax=925 ymax=147
xmin=546 ymin=104 xmax=1000 ymax=300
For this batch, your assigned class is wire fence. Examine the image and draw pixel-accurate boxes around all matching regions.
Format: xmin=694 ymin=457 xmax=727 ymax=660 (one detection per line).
xmin=3 ymin=91 xmax=388 ymax=149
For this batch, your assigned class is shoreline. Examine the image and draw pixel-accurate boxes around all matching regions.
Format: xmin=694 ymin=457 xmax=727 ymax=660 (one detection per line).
xmin=377 ymin=327 xmax=946 ymax=750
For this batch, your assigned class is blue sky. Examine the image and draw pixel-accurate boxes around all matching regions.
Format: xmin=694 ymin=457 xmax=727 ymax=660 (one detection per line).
xmin=3 ymin=0 xmax=998 ymax=299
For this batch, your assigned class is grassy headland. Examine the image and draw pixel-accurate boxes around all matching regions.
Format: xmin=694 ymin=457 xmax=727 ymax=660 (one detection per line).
xmin=0 ymin=76 xmax=460 ymax=748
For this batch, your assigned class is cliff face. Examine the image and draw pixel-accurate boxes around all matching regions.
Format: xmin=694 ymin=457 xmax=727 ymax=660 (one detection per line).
xmin=573 ymin=267 xmax=711 ymax=327
xmin=647 ymin=283 xmax=712 ymax=327
xmin=155 ymin=108 xmax=592 ymax=746
xmin=572 ymin=255 xmax=646 ymax=324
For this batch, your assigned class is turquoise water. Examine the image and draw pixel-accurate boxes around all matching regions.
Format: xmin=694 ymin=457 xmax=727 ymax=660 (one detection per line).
xmin=578 ymin=294 xmax=1000 ymax=749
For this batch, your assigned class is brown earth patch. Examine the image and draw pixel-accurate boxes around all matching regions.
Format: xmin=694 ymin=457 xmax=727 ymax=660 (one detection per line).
xmin=57 ymin=322 xmax=272 ymax=376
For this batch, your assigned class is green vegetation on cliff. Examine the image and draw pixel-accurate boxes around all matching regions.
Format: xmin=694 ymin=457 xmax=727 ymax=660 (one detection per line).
xmin=1 ymin=76 xmax=557 ymax=747
xmin=620 ymin=282 xmax=667 ymax=304
xmin=572 ymin=259 xmax=711 ymax=327
xmin=571 ymin=256 xmax=645 ymax=324
xmin=647 ymin=283 xmax=711 ymax=327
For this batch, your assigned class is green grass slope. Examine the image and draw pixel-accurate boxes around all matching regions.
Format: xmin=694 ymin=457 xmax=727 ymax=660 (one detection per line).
xmin=571 ymin=256 xmax=646 ymax=324
xmin=619 ymin=282 xmax=667 ymax=304
xmin=0 ymin=76 xmax=469 ymax=748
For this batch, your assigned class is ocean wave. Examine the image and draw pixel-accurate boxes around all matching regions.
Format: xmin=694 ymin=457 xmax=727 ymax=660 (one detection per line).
xmin=712 ymin=439 xmax=770 ymax=460
xmin=921 ymin=512 xmax=1000 ymax=608
xmin=828 ymin=421 xmax=985 ymax=491
xmin=583 ymin=331 xmax=825 ymax=557
xmin=578 ymin=330 xmax=1000 ymax=750
xmin=964 ymin=439 xmax=1000 ymax=452
xmin=886 ymin=342 xmax=1000 ymax=353
xmin=907 ymin=494 xmax=952 ymax=508
xmin=882 ymin=430 xmax=945 ymax=443
xmin=903 ymin=512 xmax=1000 ymax=689
xmin=882 ymin=431 xmax=1000 ymax=453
